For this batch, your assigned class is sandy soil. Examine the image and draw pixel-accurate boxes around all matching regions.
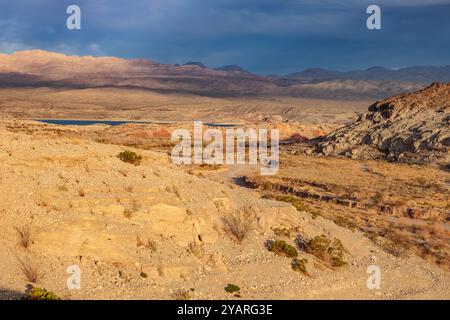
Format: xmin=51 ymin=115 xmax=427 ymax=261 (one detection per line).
xmin=0 ymin=118 xmax=448 ymax=300
xmin=0 ymin=87 xmax=369 ymax=125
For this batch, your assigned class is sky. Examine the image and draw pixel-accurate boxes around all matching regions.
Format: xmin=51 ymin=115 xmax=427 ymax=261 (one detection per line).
xmin=0 ymin=0 xmax=449 ymax=75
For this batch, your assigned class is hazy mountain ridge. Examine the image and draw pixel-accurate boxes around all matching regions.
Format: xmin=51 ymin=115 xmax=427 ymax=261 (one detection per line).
xmin=0 ymin=50 xmax=442 ymax=99
xmin=281 ymin=66 xmax=450 ymax=83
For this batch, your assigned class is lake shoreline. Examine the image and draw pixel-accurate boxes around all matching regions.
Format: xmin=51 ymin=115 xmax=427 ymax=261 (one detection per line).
xmin=31 ymin=118 xmax=240 ymax=127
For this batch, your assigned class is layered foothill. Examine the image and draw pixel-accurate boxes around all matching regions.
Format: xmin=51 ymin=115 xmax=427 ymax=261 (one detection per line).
xmin=311 ymin=83 xmax=450 ymax=166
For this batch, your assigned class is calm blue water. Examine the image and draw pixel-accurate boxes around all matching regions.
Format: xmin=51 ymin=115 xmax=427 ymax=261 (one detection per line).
xmin=34 ymin=119 xmax=238 ymax=127
xmin=205 ymin=123 xmax=238 ymax=128
xmin=34 ymin=119 xmax=151 ymax=126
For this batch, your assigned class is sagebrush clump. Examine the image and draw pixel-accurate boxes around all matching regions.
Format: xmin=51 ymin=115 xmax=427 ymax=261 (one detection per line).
xmin=14 ymin=225 xmax=31 ymax=249
xmin=17 ymin=257 xmax=39 ymax=283
xmin=268 ymin=240 xmax=298 ymax=258
xmin=118 ymin=150 xmax=142 ymax=165
xmin=224 ymin=284 xmax=240 ymax=293
xmin=26 ymin=287 xmax=60 ymax=300
xmin=291 ymin=258 xmax=309 ymax=275
xmin=222 ymin=210 xmax=254 ymax=244
xmin=274 ymin=195 xmax=312 ymax=212
xmin=305 ymin=235 xmax=346 ymax=267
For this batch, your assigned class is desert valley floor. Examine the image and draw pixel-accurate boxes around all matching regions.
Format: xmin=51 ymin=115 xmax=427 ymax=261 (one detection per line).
xmin=0 ymin=84 xmax=448 ymax=299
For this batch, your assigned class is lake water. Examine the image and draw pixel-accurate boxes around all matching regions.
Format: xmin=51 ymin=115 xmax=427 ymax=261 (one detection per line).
xmin=34 ymin=119 xmax=239 ymax=127
xmin=204 ymin=123 xmax=238 ymax=128
xmin=34 ymin=119 xmax=151 ymax=126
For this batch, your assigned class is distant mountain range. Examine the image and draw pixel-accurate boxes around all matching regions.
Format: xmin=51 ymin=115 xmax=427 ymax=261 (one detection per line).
xmin=279 ymin=66 xmax=450 ymax=83
xmin=0 ymin=50 xmax=448 ymax=100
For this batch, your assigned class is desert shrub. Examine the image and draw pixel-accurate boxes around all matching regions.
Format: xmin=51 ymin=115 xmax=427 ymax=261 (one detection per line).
xmin=224 ymin=284 xmax=240 ymax=293
xmin=274 ymin=195 xmax=311 ymax=212
xmin=171 ymin=289 xmax=191 ymax=300
xmin=380 ymin=239 xmax=408 ymax=257
xmin=187 ymin=241 xmax=204 ymax=258
xmin=17 ymin=258 xmax=39 ymax=283
xmin=140 ymin=272 xmax=148 ymax=278
xmin=372 ymin=191 xmax=385 ymax=205
xmin=117 ymin=150 xmax=142 ymax=165
xmin=137 ymin=236 xmax=157 ymax=252
xmin=15 ymin=226 xmax=31 ymax=249
xmin=272 ymin=226 xmax=291 ymax=238
xmin=334 ymin=216 xmax=357 ymax=232
xmin=146 ymin=239 xmax=158 ymax=252
xmin=305 ymin=235 xmax=346 ymax=267
xmin=268 ymin=240 xmax=298 ymax=258
xmin=26 ymin=287 xmax=60 ymax=300
xmin=291 ymin=258 xmax=309 ymax=275
xmin=222 ymin=210 xmax=254 ymax=244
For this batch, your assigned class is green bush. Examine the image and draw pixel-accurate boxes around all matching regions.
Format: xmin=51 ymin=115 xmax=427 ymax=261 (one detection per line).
xmin=26 ymin=287 xmax=60 ymax=300
xmin=117 ymin=150 xmax=142 ymax=165
xmin=268 ymin=240 xmax=298 ymax=258
xmin=305 ymin=235 xmax=346 ymax=267
xmin=334 ymin=216 xmax=357 ymax=232
xmin=291 ymin=258 xmax=308 ymax=275
xmin=224 ymin=284 xmax=240 ymax=293
xmin=274 ymin=195 xmax=311 ymax=212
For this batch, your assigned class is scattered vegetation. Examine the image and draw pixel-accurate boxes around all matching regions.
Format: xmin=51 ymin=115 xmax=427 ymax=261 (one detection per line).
xmin=305 ymin=235 xmax=346 ymax=267
xmin=381 ymin=240 xmax=408 ymax=257
xmin=117 ymin=150 xmax=142 ymax=165
xmin=267 ymin=240 xmax=299 ymax=258
xmin=273 ymin=195 xmax=312 ymax=212
xmin=26 ymin=287 xmax=60 ymax=300
xmin=333 ymin=216 xmax=357 ymax=232
xmin=14 ymin=225 xmax=32 ymax=249
xmin=291 ymin=258 xmax=309 ymax=275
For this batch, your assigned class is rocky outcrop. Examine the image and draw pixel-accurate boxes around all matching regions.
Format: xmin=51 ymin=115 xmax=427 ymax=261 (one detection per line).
xmin=311 ymin=83 xmax=450 ymax=165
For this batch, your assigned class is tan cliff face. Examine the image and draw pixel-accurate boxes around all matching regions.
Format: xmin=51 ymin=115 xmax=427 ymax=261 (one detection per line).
xmin=311 ymin=83 xmax=450 ymax=166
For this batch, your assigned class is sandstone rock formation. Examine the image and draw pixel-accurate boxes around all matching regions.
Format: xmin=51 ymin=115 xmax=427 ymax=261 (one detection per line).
xmin=311 ymin=83 xmax=450 ymax=166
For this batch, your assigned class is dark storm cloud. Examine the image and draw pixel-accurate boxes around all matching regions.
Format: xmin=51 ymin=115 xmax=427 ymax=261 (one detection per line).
xmin=0 ymin=0 xmax=449 ymax=74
